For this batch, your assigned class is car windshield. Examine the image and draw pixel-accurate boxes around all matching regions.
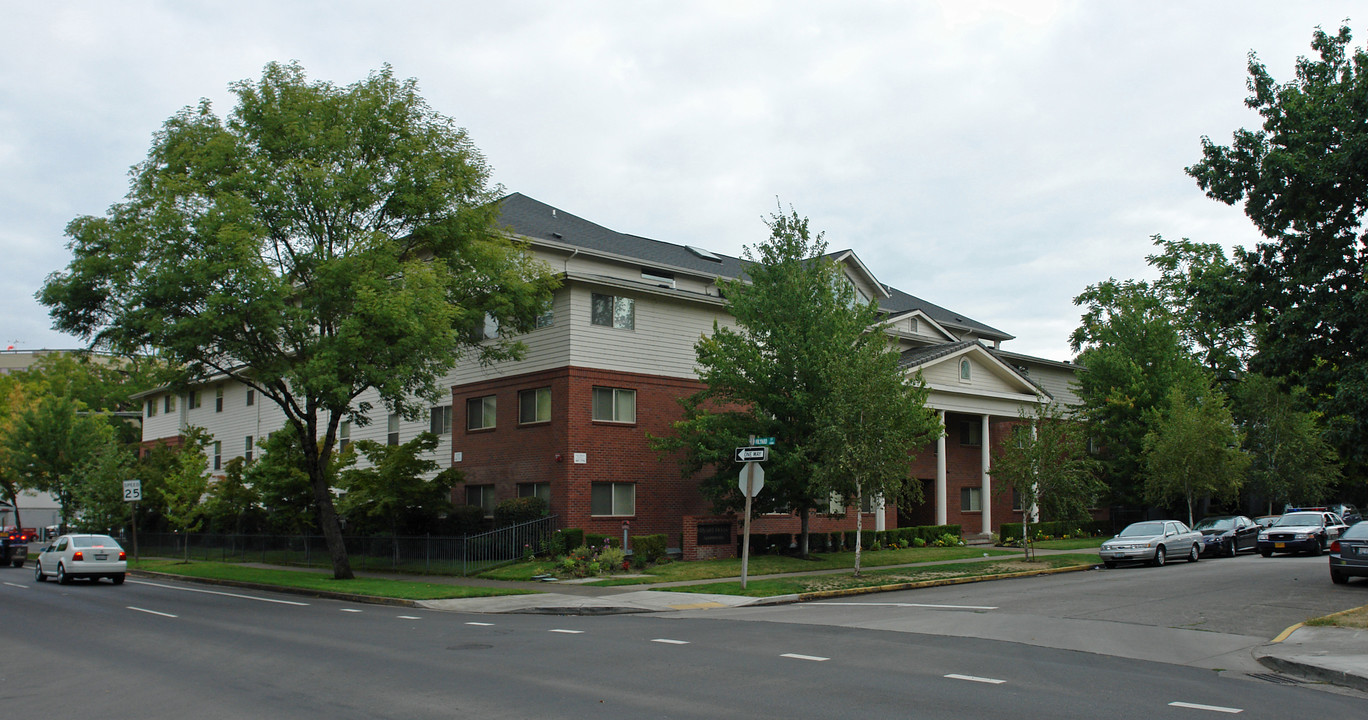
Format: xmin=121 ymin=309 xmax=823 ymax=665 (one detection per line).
xmin=1274 ymin=513 xmax=1321 ymax=527
xmin=1194 ymin=518 xmax=1235 ymax=530
xmin=1119 ymin=522 xmax=1166 ymax=537
xmin=1344 ymin=523 xmax=1368 ymax=540
xmin=72 ymin=536 xmax=120 ymax=549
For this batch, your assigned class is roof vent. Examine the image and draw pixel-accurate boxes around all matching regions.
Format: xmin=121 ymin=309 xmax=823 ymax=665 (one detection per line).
xmin=686 ymin=245 xmax=722 ymax=262
xmin=551 ymin=232 xmax=563 ymax=239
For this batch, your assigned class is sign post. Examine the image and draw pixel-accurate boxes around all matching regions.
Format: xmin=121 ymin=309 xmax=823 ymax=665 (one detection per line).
xmin=124 ymin=479 xmax=142 ymax=561
xmin=737 ymin=459 xmax=766 ymax=590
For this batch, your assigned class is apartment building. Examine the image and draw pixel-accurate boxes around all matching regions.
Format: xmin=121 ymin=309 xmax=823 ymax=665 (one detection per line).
xmin=137 ymin=193 xmax=1083 ymax=550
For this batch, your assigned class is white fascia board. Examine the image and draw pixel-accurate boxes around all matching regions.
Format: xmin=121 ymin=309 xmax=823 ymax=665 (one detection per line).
xmin=924 ymin=385 xmax=1047 ymax=416
xmin=829 ymin=250 xmax=892 ymax=299
xmin=566 ymin=271 xmax=729 ymax=307
xmin=521 ymin=233 xmax=737 ymax=285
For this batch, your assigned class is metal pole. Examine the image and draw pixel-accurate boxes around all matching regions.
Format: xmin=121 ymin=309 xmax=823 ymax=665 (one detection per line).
xmin=131 ymin=501 xmax=139 ymax=563
xmin=741 ymin=462 xmax=754 ymax=590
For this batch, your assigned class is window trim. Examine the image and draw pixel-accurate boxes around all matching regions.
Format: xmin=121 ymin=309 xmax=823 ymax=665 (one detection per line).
xmin=961 ymin=486 xmax=982 ymax=513
xmin=590 ymin=482 xmax=636 ymax=517
xmin=387 ymin=413 xmax=400 ymax=446
xmin=590 ymin=293 xmax=635 ymax=330
xmin=466 ymin=484 xmax=496 ymax=518
xmin=466 ymin=395 xmax=497 ymax=431
xmin=518 ymin=387 xmax=552 ymax=425
xmin=430 ymin=405 xmax=453 ymax=435
xmin=959 ymin=358 xmax=972 ymax=382
xmin=591 ymin=387 xmax=636 ymax=424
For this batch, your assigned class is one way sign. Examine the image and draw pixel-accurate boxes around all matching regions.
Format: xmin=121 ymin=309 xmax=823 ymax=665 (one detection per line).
xmin=734 ymin=446 xmax=768 ymax=463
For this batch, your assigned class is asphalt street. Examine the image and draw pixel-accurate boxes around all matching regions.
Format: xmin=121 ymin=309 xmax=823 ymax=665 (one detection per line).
xmin=1 ymin=554 xmax=1365 ymax=719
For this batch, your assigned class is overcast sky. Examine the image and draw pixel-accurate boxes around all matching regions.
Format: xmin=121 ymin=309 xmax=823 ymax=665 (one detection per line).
xmin=1 ymin=1 xmax=1358 ymax=360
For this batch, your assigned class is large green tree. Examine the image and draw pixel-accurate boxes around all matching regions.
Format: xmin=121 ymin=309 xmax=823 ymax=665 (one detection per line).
xmin=1187 ymin=26 xmax=1368 ymax=469
xmin=1142 ymin=379 xmax=1250 ymax=526
xmin=1232 ymin=374 xmax=1341 ymax=513
xmin=3 ymin=395 xmax=115 ymax=527
xmin=336 ymin=432 xmax=456 ymax=536
xmin=655 ymin=207 xmax=931 ymax=557
xmin=1070 ymin=279 xmax=1205 ymax=508
xmin=39 ymin=62 xmax=558 ymax=578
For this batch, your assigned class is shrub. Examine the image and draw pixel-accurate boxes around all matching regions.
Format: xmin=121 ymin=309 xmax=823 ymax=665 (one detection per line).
xmin=541 ymin=530 xmax=568 ymax=558
xmin=913 ymin=537 xmax=926 ymax=548
xmin=493 ymin=496 xmax=548 ymax=527
xmin=445 ymin=505 xmax=486 ymax=535
xmin=599 ymin=546 xmax=626 ymax=572
xmin=631 ymin=534 xmax=668 ymax=566
xmin=559 ymin=528 xmax=585 ymax=551
xmin=830 ymin=532 xmax=844 ymax=551
xmin=585 ymin=533 xmax=621 ymax=549
xmin=767 ymin=533 xmax=793 ymax=554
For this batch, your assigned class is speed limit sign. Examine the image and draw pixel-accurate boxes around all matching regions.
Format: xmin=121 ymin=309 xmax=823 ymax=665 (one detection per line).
xmin=123 ymin=479 xmax=142 ymax=502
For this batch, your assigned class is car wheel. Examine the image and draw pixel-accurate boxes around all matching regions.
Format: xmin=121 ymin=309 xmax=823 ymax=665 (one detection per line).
xmin=11 ymin=559 xmax=21 ymax=568
xmin=34 ymin=561 xmax=45 ymax=582
xmin=112 ymin=573 xmax=125 ymax=585
xmin=1331 ymin=569 xmax=1349 ymax=585
xmin=1188 ymin=543 xmax=1200 ymax=562
xmin=1311 ymin=538 xmax=1324 ymax=556
xmin=1260 ymin=548 xmax=1272 ymax=558
xmin=1153 ymin=546 xmax=1166 ymax=567
xmin=57 ymin=563 xmax=70 ymax=585
xmin=1104 ymin=560 xmax=1117 ymax=569
xmin=1225 ymin=539 xmax=1237 ymax=557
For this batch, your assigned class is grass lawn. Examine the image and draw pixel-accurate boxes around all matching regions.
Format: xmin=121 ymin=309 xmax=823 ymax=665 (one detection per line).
xmin=1030 ymin=537 xmax=1107 ymax=551
xmin=659 ymin=553 xmax=1100 ymax=597
xmin=480 ymin=545 xmax=1018 ymax=585
xmin=1306 ymin=603 xmax=1368 ymax=629
xmin=132 ymin=559 xmax=539 ymax=601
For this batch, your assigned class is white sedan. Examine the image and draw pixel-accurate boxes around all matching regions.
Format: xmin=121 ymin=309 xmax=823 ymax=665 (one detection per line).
xmin=34 ymin=534 xmax=127 ymax=585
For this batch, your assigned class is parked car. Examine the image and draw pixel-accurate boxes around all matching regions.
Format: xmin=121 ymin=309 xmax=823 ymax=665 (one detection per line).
xmin=33 ymin=534 xmax=126 ymax=585
xmin=1326 ymin=503 xmax=1362 ymax=526
xmin=0 ymin=529 xmax=27 ymax=568
xmin=1329 ymin=521 xmax=1368 ymax=584
xmin=1193 ymin=515 xmax=1259 ymax=557
xmin=1257 ymin=511 xmax=1349 ymax=556
xmin=1099 ymin=520 xmax=1203 ymax=568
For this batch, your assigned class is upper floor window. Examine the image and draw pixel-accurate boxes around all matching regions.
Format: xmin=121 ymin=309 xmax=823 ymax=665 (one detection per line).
xmin=430 ymin=405 xmax=453 ymax=435
xmin=244 ymin=435 xmax=254 ymax=462
xmin=959 ymin=359 xmax=972 ymax=381
xmin=519 ymin=387 xmax=551 ymax=424
xmin=591 ymin=293 xmax=634 ymax=330
xmin=213 ymin=440 xmax=222 ymax=471
xmin=146 ymin=399 xmax=157 ymax=418
xmin=215 ymin=384 xmax=224 ymax=412
xmin=246 ymin=389 xmax=255 ymax=406
xmin=466 ymin=395 xmax=497 ymax=431
xmin=471 ymin=313 xmax=500 ymax=341
xmin=163 ymin=394 xmax=176 ymax=413
xmin=535 ymin=307 xmax=554 ymax=329
xmin=339 ymin=421 xmax=351 ymax=451
xmin=188 ymin=390 xmax=200 ymax=410
xmin=592 ymin=387 xmax=636 ymax=423
xmin=387 ymin=413 xmax=400 ymax=446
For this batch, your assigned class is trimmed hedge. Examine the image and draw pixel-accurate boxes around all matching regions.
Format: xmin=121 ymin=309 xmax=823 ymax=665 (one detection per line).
xmin=445 ymin=505 xmax=486 ymax=535
xmin=493 ymin=496 xmax=548 ymax=527
xmin=998 ymin=520 xmax=1110 ymax=542
xmin=585 ymin=533 xmax=622 ymax=549
xmin=558 ymin=528 xmax=585 ymax=550
xmin=631 ymin=533 xmax=668 ymax=564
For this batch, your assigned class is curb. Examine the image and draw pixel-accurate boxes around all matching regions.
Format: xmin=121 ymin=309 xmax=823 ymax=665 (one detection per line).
xmin=1255 ymin=653 xmax=1368 ymax=694
xmin=130 ymin=569 xmax=422 ymax=607
xmin=746 ymin=563 xmax=1098 ymax=605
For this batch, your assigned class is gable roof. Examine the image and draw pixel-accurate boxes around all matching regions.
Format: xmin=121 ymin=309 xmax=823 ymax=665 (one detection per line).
xmin=878 ymin=285 xmax=1013 ymax=342
xmin=899 ymin=340 xmax=1048 ymax=399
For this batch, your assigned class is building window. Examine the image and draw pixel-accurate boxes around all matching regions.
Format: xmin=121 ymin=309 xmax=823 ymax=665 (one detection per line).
xmin=909 ymin=317 xmax=919 ymax=333
xmin=535 ymin=306 xmax=554 ymax=329
xmin=339 ymin=421 xmax=351 ymax=451
xmin=246 ymin=389 xmax=255 ymax=406
xmin=147 ymin=399 xmax=157 ymax=418
xmin=387 ymin=413 xmax=400 ymax=446
xmin=164 ymin=394 xmax=176 ymax=413
xmin=471 ymin=313 xmax=499 ymax=341
xmin=591 ymin=482 xmax=635 ymax=516
xmin=519 ymin=387 xmax=551 ymax=424
xmin=1012 ymin=488 xmax=1024 ymax=512
xmin=245 ymin=436 xmax=254 ymax=463
xmin=188 ymin=390 xmax=200 ymax=410
xmin=592 ymin=387 xmax=635 ymax=423
xmin=430 ymin=406 xmax=452 ymax=435
xmin=961 ymin=487 xmax=982 ymax=512
xmin=213 ymin=441 xmax=222 ymax=471
xmin=215 ymin=385 xmax=224 ymax=412
xmin=466 ymin=485 xmax=496 ymax=517
xmin=466 ymin=395 xmax=497 ymax=431
xmin=960 ymin=420 xmax=982 ymax=447
xmin=591 ymin=293 xmax=635 ymax=330
xmin=959 ymin=359 xmax=972 ymax=381
xmin=518 ymin=482 xmax=551 ymax=504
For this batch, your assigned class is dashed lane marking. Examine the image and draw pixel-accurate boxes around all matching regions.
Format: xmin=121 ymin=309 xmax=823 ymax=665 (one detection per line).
xmin=340 ymin=608 xmax=362 ymax=613
xmin=1169 ymin=701 xmax=1242 ymax=714
xmin=127 ymin=606 xmax=178 ymax=618
xmin=4 ymin=582 xmax=27 ymax=589
xmin=466 ymin=622 xmax=495 ymax=626
xmin=780 ymin=653 xmax=829 ymax=662
xmin=549 ymin=629 xmax=584 ymax=634
xmin=652 ymin=639 xmax=690 ymax=645
xmin=945 ymin=674 xmax=1005 ymax=685
xmin=397 ymin=615 xmax=422 ymax=620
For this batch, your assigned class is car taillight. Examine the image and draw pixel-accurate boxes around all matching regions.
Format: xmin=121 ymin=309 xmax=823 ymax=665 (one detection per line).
xmin=118 ymin=551 xmax=126 ymax=561
xmin=73 ymin=550 xmax=84 ymax=561
xmin=1331 ymin=540 xmax=1341 ymax=554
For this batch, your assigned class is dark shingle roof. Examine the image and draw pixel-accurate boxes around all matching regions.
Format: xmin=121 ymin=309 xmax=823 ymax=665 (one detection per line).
xmin=898 ymin=340 xmax=978 ymax=369
xmin=497 ymin=192 xmax=1010 ymax=341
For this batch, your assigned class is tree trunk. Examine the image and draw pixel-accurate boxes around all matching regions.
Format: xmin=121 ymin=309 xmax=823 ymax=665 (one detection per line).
xmin=799 ymin=508 xmax=810 ymax=557
xmin=311 ymin=465 xmax=353 ymax=579
xmin=853 ymin=484 xmax=863 ymax=577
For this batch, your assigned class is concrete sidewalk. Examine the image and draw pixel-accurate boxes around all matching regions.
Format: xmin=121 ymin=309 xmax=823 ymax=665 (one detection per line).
xmin=1254 ymin=625 xmax=1368 ymax=694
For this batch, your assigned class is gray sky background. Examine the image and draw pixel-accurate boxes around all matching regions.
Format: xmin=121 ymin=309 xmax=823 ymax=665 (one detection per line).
xmin=2 ymin=2 xmax=1359 ymax=360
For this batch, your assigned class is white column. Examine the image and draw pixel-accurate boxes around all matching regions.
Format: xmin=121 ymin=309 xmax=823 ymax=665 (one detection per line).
xmin=980 ymin=414 xmax=991 ymax=534
xmin=936 ymin=410 xmax=947 ymax=526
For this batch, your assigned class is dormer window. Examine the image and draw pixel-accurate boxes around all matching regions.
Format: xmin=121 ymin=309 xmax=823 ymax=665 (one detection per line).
xmin=641 ymin=269 xmax=675 ymax=288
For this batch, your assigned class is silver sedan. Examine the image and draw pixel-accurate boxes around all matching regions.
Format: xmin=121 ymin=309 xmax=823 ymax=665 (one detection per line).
xmin=1099 ymin=520 xmax=1203 ymax=568
xmin=33 ymin=534 xmax=127 ymax=585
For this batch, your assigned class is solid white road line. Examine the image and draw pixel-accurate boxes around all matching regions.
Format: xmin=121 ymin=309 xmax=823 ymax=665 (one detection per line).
xmin=780 ymin=653 xmax=829 ymax=662
xmin=1169 ymin=701 xmax=1242 ymax=714
xmin=466 ymin=622 xmax=495 ymax=626
xmin=652 ymin=639 xmax=690 ymax=645
xmin=127 ymin=606 xmax=178 ymax=618
xmin=945 ymin=674 xmax=1006 ymax=685
xmin=813 ymin=602 xmax=999 ymax=611
xmin=397 ymin=615 xmax=422 ymax=620
xmin=3 ymin=582 xmax=27 ymax=589
xmin=549 ymin=629 xmax=584 ymax=634
xmin=131 ymin=580 xmax=310 ymax=605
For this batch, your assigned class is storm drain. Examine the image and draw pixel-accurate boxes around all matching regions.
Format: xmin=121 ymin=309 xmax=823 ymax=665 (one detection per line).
xmin=1247 ymin=672 xmax=1307 ymax=685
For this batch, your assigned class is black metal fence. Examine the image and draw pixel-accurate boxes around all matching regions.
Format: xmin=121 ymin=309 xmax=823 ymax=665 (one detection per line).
xmin=138 ymin=515 xmax=559 ymax=576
